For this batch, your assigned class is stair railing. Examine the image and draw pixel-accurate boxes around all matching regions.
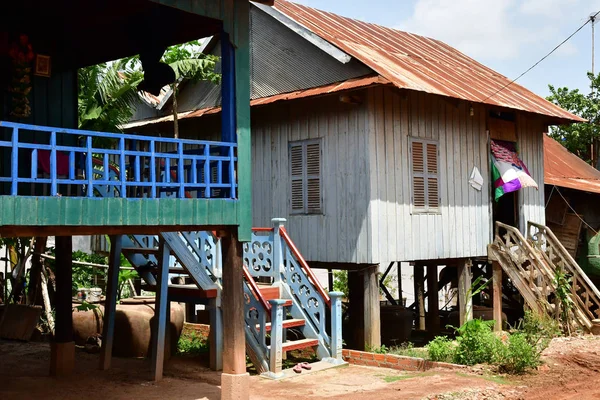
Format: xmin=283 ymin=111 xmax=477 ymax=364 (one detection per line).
xmin=494 ymin=222 xmax=556 ymax=315
xmin=528 ymin=222 xmax=600 ymax=327
xmin=242 ymin=265 xmax=270 ymax=374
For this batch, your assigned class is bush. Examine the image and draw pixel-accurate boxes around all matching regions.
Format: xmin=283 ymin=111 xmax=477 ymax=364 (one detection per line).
xmin=427 ymin=336 xmax=455 ymax=363
xmin=498 ymin=332 xmax=540 ymax=374
xmin=453 ymin=319 xmax=503 ymax=366
xmin=177 ymin=331 xmax=209 ymax=355
xmin=389 ymin=342 xmax=428 ymax=359
xmin=518 ymin=311 xmax=560 ymax=353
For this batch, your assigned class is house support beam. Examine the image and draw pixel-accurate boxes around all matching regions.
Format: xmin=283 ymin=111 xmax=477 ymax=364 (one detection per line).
xmin=492 ymin=261 xmax=503 ymax=331
xmin=99 ymin=235 xmax=122 ymax=370
xmin=151 ymin=238 xmax=170 ymax=381
xmin=220 ymin=230 xmax=249 ymax=400
xmin=414 ymin=264 xmax=426 ymax=330
xmin=426 ymin=265 xmax=440 ymax=337
xmin=458 ymin=259 xmax=473 ymax=326
xmin=347 ymin=265 xmax=381 ymax=350
xmin=50 ymin=236 xmax=74 ymax=377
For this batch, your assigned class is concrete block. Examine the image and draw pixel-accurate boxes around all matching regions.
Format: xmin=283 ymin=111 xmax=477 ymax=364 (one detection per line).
xmin=50 ymin=341 xmax=75 ymax=377
xmin=221 ymin=372 xmax=250 ymax=400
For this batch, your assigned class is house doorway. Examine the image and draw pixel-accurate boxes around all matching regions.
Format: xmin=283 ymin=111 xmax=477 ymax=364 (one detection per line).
xmin=493 ymin=191 xmax=518 ymax=229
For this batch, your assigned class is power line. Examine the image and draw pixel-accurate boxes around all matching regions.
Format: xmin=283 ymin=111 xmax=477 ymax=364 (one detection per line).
xmin=481 ymin=10 xmax=600 ymax=103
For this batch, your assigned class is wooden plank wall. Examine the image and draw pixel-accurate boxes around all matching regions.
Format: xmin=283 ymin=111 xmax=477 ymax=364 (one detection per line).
xmin=250 ymin=92 xmax=371 ymax=264
xmin=367 ymin=87 xmax=491 ymax=262
xmin=516 ymin=113 xmax=546 ymax=231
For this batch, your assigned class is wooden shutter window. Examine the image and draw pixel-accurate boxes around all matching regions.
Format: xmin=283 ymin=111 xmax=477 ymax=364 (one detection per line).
xmin=410 ymin=138 xmax=440 ymax=213
xmin=289 ymin=140 xmax=322 ymax=214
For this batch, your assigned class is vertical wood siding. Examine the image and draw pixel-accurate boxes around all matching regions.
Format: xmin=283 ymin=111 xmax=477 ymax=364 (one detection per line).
xmin=517 ymin=114 xmax=546 ymax=230
xmin=250 ymin=93 xmax=371 ymax=263
xmin=367 ymin=87 xmax=491 ymax=263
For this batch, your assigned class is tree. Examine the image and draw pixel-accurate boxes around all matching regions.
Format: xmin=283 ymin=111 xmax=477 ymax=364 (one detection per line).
xmin=77 ymin=40 xmax=220 ymax=137
xmin=546 ymin=72 xmax=600 ymax=166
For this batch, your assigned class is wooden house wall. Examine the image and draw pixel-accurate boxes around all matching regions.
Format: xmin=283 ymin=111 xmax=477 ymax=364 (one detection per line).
xmin=516 ymin=113 xmax=546 ymax=230
xmin=366 ymin=87 xmax=491 ymax=263
xmin=250 ymin=92 xmax=372 ymax=264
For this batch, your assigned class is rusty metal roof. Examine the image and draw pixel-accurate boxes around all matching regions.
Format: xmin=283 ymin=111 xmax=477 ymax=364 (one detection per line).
xmin=273 ymin=0 xmax=583 ymax=123
xmin=544 ymin=135 xmax=600 ymax=194
xmin=123 ymin=74 xmax=388 ymax=129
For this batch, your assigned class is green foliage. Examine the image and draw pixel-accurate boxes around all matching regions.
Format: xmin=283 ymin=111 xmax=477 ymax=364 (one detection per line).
xmin=516 ymin=311 xmax=560 ymax=353
xmin=553 ymin=267 xmax=575 ymax=334
xmin=547 ymin=73 xmax=600 ymax=164
xmin=453 ymin=319 xmax=502 ymax=366
xmin=427 ymin=336 xmax=455 ymax=363
xmin=365 ymin=343 xmax=389 ymax=354
xmin=78 ymin=40 xmax=220 ymax=137
xmin=177 ymin=330 xmax=209 ymax=355
xmin=497 ymin=333 xmax=540 ymax=374
xmin=333 ymin=270 xmax=349 ymax=298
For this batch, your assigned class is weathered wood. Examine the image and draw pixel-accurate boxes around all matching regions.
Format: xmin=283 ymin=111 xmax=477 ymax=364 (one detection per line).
xmin=99 ymin=235 xmax=122 ymax=370
xmin=27 ymin=237 xmax=48 ymax=305
xmin=426 ymin=265 xmax=440 ymax=337
xmin=492 ymin=261 xmax=503 ymax=332
xmin=397 ymin=262 xmax=403 ymax=304
xmin=54 ymin=236 xmax=73 ymax=344
xmin=151 ymin=239 xmax=171 ymax=381
xmin=221 ymin=231 xmax=247 ymax=375
xmin=458 ymin=259 xmax=473 ymax=325
xmin=414 ymin=264 xmax=426 ymax=330
xmin=363 ymin=265 xmax=381 ymax=348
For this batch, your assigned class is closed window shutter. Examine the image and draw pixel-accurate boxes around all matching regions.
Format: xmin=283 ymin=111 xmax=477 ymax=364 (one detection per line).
xmin=410 ymin=138 xmax=440 ymax=213
xmin=290 ymin=144 xmax=304 ymax=212
xmin=289 ymin=140 xmax=322 ymax=214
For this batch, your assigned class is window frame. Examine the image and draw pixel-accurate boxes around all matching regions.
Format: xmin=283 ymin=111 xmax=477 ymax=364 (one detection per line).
xmin=288 ymin=138 xmax=323 ymax=215
xmin=409 ymin=136 xmax=441 ymax=215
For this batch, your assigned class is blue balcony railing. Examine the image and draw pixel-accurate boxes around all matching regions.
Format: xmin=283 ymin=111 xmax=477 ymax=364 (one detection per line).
xmin=0 ymin=121 xmax=237 ymax=199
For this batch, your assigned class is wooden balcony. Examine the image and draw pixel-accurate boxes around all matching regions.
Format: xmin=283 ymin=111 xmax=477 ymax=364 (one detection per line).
xmin=0 ymin=121 xmax=244 ymax=236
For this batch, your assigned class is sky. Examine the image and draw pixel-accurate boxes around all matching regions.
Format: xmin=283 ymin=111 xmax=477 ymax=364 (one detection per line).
xmin=291 ymin=0 xmax=600 ymax=98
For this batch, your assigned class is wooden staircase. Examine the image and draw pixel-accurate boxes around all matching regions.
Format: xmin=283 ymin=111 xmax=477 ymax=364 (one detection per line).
xmin=489 ymin=221 xmax=600 ymax=330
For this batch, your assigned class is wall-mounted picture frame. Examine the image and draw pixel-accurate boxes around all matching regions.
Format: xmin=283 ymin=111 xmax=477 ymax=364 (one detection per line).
xmin=34 ymin=54 xmax=51 ymax=77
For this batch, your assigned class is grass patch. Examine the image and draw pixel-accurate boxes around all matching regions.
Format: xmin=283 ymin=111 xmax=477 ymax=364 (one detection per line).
xmin=387 ymin=342 xmax=429 ymax=359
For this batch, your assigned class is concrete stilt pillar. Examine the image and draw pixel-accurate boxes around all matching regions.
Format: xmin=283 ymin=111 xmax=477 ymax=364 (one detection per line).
xmin=363 ymin=265 xmax=381 ymax=349
xmin=458 ymin=259 xmax=473 ymax=326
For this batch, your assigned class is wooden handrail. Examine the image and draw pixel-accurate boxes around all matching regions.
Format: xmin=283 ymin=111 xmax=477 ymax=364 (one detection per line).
xmin=242 ymin=265 xmax=271 ymax=311
xmin=279 ymin=226 xmax=331 ymax=307
xmin=252 ymin=227 xmax=274 ymax=232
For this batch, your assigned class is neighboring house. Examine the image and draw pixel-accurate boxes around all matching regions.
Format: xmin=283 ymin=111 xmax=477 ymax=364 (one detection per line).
xmin=125 ymin=0 xmax=582 ymax=348
xmin=544 ymin=135 xmax=600 ymax=281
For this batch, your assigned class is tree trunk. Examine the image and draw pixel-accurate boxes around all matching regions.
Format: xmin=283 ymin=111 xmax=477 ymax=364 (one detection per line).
xmin=172 ymin=83 xmax=179 ymax=139
xmin=41 ymin=264 xmax=55 ymax=335
xmin=27 ymin=237 xmax=48 ymax=305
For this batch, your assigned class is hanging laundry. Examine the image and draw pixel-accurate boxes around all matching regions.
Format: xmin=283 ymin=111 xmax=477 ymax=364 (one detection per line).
xmin=490 ymin=139 xmax=537 ymax=201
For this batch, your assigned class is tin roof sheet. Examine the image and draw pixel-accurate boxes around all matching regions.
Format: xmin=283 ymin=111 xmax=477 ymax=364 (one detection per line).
xmin=544 ymin=134 xmax=600 ymax=194
xmin=273 ymin=0 xmax=583 ymax=123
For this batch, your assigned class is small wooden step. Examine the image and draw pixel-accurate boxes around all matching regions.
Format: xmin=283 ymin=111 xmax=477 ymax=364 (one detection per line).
xmin=258 ymin=285 xmax=281 ymax=302
xmin=122 ymin=247 xmax=159 ymax=255
xmin=282 ymin=338 xmax=319 ymax=352
xmin=257 ymin=318 xmax=305 ymax=332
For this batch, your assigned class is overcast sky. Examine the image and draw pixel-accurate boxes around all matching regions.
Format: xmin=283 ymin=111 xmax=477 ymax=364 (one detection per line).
xmin=292 ymin=0 xmax=600 ymax=98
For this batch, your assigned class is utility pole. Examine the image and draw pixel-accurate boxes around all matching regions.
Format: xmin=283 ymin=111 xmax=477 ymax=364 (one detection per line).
xmin=592 ymin=14 xmax=596 ymax=76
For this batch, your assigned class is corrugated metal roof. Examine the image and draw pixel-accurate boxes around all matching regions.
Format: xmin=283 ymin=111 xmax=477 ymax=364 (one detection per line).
xmin=123 ymin=74 xmax=388 ymax=129
xmin=544 ymin=134 xmax=600 ymax=194
xmin=273 ymin=0 xmax=584 ymax=123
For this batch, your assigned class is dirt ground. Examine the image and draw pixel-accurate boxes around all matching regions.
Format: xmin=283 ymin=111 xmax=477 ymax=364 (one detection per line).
xmin=2 ymin=336 xmax=600 ymax=400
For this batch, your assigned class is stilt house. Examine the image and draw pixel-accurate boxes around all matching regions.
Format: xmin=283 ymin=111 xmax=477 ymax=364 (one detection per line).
xmin=127 ymin=0 xmax=600 ymax=350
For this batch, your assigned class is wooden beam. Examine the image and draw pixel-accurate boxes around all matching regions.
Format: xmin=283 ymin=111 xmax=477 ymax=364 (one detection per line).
xmin=397 ymin=262 xmax=403 ymax=305
xmin=426 ymin=265 xmax=440 ymax=337
xmin=151 ymin=239 xmax=171 ymax=381
xmin=221 ymin=231 xmax=246 ymax=375
xmin=54 ymin=236 xmax=73 ymax=343
xmin=492 ymin=261 xmax=503 ymax=331
xmin=50 ymin=236 xmax=74 ymax=377
xmin=458 ymin=259 xmax=473 ymax=326
xmin=0 ymin=224 xmax=231 ymax=238
xmin=99 ymin=235 xmax=122 ymax=370
xmin=414 ymin=264 xmax=426 ymax=330
xmin=363 ymin=265 xmax=381 ymax=348
xmin=347 ymin=270 xmax=364 ymax=350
